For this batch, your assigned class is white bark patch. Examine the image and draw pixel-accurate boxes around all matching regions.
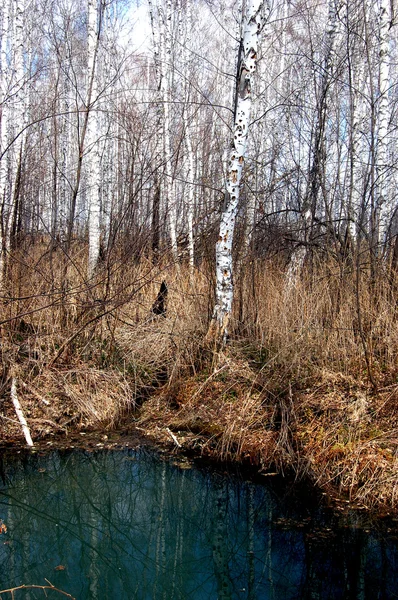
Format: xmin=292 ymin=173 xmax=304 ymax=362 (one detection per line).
xmin=211 ymin=0 xmax=266 ymax=342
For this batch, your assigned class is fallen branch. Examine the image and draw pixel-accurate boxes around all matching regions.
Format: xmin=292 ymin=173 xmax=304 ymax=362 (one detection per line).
xmin=0 ymin=579 xmax=75 ymax=599
xmin=165 ymin=427 xmax=181 ymax=448
xmin=10 ymin=378 xmax=34 ymax=447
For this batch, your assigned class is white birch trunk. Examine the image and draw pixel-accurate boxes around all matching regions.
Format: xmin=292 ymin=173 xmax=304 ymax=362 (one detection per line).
xmin=149 ymin=0 xmax=166 ymax=255
xmin=182 ymin=0 xmax=195 ymax=270
xmin=207 ymin=0 xmax=265 ymax=345
xmin=98 ymin=6 xmax=114 ymax=253
xmin=0 ymin=0 xmax=11 ymax=284
xmin=1 ymin=0 xmax=25 ymax=278
xmin=183 ymin=108 xmax=195 ymax=271
xmin=348 ymin=2 xmax=368 ymax=242
xmin=376 ymin=0 xmax=391 ymax=244
xmin=60 ymin=59 xmax=71 ymax=237
xmin=86 ymin=0 xmax=101 ymax=279
xmin=158 ymin=0 xmax=177 ymax=260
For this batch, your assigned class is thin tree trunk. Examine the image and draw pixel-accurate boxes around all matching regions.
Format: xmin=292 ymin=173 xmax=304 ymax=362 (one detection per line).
xmin=0 ymin=0 xmax=11 ymax=285
xmin=285 ymin=0 xmax=343 ymax=291
xmin=158 ymin=0 xmax=177 ymax=260
xmin=0 ymin=0 xmax=25 ymax=284
xmin=206 ymin=0 xmax=266 ymax=347
xmin=376 ymin=0 xmax=391 ymax=247
xmin=66 ymin=0 xmax=102 ymax=264
xmin=87 ymin=0 xmax=102 ymax=279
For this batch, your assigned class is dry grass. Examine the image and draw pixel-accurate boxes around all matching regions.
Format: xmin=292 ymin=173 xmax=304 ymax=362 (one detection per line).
xmin=139 ymin=352 xmax=278 ymax=465
xmin=295 ymin=372 xmax=398 ymax=508
xmin=2 ymin=241 xmax=398 ymax=509
xmin=115 ymin=264 xmax=209 ymax=385
xmin=2 ymin=365 xmax=135 ymax=436
xmin=237 ymin=259 xmax=398 ymax=384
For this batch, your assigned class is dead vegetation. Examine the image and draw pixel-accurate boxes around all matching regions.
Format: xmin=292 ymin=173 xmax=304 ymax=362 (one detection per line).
xmin=1 ymin=242 xmax=398 ymax=511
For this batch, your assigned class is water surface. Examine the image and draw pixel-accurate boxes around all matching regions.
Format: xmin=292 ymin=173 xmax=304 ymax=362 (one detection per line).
xmin=0 ymin=448 xmax=397 ymax=599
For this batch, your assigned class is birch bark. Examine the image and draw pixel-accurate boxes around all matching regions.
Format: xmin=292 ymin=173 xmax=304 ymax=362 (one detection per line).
xmin=206 ymin=0 xmax=266 ymax=346
xmin=347 ymin=0 xmax=368 ymax=244
xmin=158 ymin=0 xmax=177 ymax=260
xmin=148 ymin=0 xmax=163 ymax=259
xmin=183 ymin=105 xmax=195 ymax=270
xmin=0 ymin=0 xmax=26 ymax=283
xmin=0 ymin=0 xmax=11 ymax=284
xmin=60 ymin=59 xmax=71 ymax=238
xmin=66 ymin=0 xmax=102 ymax=272
xmin=182 ymin=0 xmax=195 ymax=270
xmin=8 ymin=0 xmax=25 ymax=250
xmin=10 ymin=378 xmax=34 ymax=447
xmin=376 ymin=0 xmax=391 ymax=245
xmin=87 ymin=0 xmax=101 ymax=278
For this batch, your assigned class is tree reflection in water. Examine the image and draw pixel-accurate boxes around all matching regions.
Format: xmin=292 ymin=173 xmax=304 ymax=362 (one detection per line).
xmin=0 ymin=449 xmax=396 ymax=599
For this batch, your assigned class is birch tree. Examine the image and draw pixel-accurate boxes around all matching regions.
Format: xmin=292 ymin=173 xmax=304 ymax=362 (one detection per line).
xmin=346 ymin=0 xmax=368 ymax=246
xmin=158 ymin=0 xmax=177 ymax=260
xmin=64 ymin=0 xmax=104 ymax=280
xmin=148 ymin=0 xmax=177 ymax=260
xmin=180 ymin=0 xmax=196 ymax=270
xmin=148 ymin=0 xmax=164 ymax=259
xmin=285 ymin=0 xmax=344 ymax=291
xmin=0 ymin=0 xmax=11 ymax=284
xmin=86 ymin=0 xmax=101 ymax=278
xmin=206 ymin=0 xmax=266 ymax=346
xmin=0 ymin=0 xmax=27 ymax=284
xmin=375 ymin=0 xmax=391 ymax=248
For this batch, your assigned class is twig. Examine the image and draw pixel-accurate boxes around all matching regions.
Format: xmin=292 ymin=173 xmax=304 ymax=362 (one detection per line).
xmin=48 ymin=311 xmax=107 ymax=366
xmin=30 ymin=418 xmax=67 ymax=432
xmin=10 ymin=378 xmax=34 ymax=447
xmin=0 ymin=415 xmax=22 ymax=425
xmin=190 ymin=362 xmax=229 ymax=403
xmin=165 ymin=427 xmax=181 ymax=448
xmin=0 ymin=581 xmax=75 ymax=599
xmin=19 ymin=381 xmax=50 ymax=406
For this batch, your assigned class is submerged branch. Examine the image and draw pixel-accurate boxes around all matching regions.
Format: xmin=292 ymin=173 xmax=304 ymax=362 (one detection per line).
xmin=0 ymin=580 xmax=75 ymax=599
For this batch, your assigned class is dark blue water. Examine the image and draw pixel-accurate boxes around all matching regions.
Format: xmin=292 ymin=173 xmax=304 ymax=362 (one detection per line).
xmin=0 ymin=448 xmax=397 ymax=599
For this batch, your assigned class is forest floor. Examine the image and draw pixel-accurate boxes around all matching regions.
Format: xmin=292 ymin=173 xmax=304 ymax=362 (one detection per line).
xmin=1 ymin=252 xmax=398 ymax=514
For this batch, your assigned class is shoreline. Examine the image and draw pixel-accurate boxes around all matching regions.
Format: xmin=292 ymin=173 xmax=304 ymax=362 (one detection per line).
xmin=1 ymin=396 xmax=397 ymax=521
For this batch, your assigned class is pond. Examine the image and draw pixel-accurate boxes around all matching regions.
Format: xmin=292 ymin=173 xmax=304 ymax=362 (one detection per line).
xmin=0 ymin=448 xmax=397 ymax=599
